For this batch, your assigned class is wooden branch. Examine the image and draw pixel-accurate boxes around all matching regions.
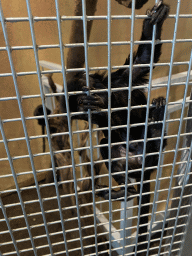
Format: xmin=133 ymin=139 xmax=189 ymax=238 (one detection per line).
xmin=66 ymin=0 xmax=98 ymax=80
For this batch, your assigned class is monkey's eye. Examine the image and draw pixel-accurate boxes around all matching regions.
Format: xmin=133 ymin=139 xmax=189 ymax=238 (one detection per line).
xmin=78 ymin=98 xmax=83 ymax=105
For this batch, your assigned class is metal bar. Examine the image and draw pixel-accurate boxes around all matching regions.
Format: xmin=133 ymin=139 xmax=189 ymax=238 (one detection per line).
xmin=151 ymin=111 xmax=170 ymax=233
xmin=179 ymin=192 xmax=192 ymax=256
xmin=0 ymin=3 xmax=49 ymax=255
xmin=106 ymin=0 xmax=113 ymax=254
xmin=179 ymin=95 xmax=192 ymax=256
xmin=1 ymin=99 xmax=192 ymax=127
xmin=168 ymin=144 xmax=192 ymax=255
xmin=0 ymin=212 xmax=191 ymax=242
xmin=0 ymin=1 xmax=192 ymax=255
xmin=0 ymin=118 xmax=37 ymax=255
xmin=1 ymin=118 xmax=192 ymax=150
xmin=122 ymin=0 xmax=136 ymax=254
xmin=0 ymin=206 xmax=189 ymax=226
xmin=81 ymin=0 xmax=98 ymax=254
xmin=2 ymin=169 xmax=192 ymax=202
xmin=166 ymin=49 xmax=192 ymax=255
xmin=54 ymin=0 xmax=85 ymax=254
xmin=75 ymin=120 xmax=84 ymax=178
xmin=0 ymin=189 xmax=20 ymax=255
xmin=25 ymin=0 xmax=70 ymax=255
xmin=1 ymin=147 xmax=192 ymax=179
xmin=1 ymin=38 xmax=192 ymax=53
xmin=1 ymin=81 xmax=192 ymax=104
xmin=2 ymin=13 xmax=192 ymax=23
xmin=163 ymin=83 xmax=192 ymax=255
xmin=2 ymin=180 xmax=192 ymax=209
xmin=95 ymin=129 xmax=102 ymax=212
xmin=1 ymin=60 xmax=192 ymax=78
xmin=135 ymin=1 xmax=158 ymax=254
xmin=156 ymin=1 xmax=183 ymax=254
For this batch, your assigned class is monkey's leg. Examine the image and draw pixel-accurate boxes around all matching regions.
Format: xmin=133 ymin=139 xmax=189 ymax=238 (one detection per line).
xmin=96 ymin=183 xmax=137 ymax=201
xmin=132 ymin=172 xmax=150 ymax=256
xmin=130 ymin=1 xmax=169 ymax=82
xmin=97 ymin=138 xmax=137 ymax=200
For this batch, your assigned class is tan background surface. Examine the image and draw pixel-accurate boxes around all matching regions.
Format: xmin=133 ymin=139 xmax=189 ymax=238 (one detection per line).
xmin=0 ymin=0 xmax=192 ymax=213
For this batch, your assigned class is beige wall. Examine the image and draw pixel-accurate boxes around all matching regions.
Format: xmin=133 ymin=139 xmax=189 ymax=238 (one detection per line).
xmin=0 ymin=0 xmax=192 ymax=192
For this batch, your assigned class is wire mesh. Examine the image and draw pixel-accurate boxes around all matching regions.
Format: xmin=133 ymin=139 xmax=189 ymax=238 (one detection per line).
xmin=0 ymin=0 xmax=192 ymax=256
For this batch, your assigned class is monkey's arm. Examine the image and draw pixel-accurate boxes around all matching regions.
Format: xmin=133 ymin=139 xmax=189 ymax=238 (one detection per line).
xmin=121 ymin=1 xmax=169 ymax=84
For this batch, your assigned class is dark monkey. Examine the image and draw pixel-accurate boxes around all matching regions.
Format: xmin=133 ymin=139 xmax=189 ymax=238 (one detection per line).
xmin=62 ymin=1 xmax=169 ymax=255
xmin=35 ymin=1 xmax=169 ymax=255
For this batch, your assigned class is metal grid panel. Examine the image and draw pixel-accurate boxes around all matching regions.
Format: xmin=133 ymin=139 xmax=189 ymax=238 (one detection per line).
xmin=0 ymin=0 xmax=192 ymax=256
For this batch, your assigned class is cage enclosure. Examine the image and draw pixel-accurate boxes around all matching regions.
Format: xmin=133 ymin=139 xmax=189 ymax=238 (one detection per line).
xmin=0 ymin=0 xmax=192 ymax=256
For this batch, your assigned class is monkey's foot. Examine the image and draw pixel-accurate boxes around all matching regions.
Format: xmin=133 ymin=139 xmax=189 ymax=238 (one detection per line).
xmin=96 ymin=184 xmax=137 ymax=201
xmin=147 ymin=0 xmax=169 ymax=25
xmin=152 ymin=96 xmax=166 ymax=108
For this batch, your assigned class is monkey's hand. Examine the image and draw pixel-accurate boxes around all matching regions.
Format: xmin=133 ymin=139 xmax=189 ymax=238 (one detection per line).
xmin=150 ymin=96 xmax=166 ymax=122
xmin=77 ymin=86 xmax=105 ymax=111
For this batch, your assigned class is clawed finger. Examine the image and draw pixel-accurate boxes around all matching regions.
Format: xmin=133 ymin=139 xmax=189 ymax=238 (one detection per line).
xmin=147 ymin=2 xmax=169 ymax=25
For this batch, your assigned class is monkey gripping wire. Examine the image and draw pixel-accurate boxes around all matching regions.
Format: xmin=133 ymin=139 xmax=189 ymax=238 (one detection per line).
xmin=165 ymin=47 xmax=192 ymax=256
xmin=26 ymin=0 xmax=71 ymax=254
xmin=81 ymin=0 xmax=99 ymax=254
xmin=123 ymin=0 xmax=136 ymax=254
xmin=54 ymin=0 xmax=85 ymax=254
xmin=106 ymin=0 xmax=113 ymax=255
xmin=1 ymin=0 xmax=192 ymax=255
xmin=155 ymin=1 xmax=182 ymax=255
xmin=0 ymin=1 xmax=47 ymax=254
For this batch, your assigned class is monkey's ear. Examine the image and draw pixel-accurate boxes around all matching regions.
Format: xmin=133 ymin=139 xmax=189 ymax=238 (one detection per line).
xmin=115 ymin=0 xmax=149 ymax=9
xmin=34 ymin=105 xmax=51 ymax=127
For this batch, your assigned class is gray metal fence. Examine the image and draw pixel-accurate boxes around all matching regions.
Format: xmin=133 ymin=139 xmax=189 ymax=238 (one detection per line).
xmin=0 ymin=0 xmax=192 ymax=256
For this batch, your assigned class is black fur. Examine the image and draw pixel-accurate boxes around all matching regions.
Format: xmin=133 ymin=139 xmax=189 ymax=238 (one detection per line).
xmin=34 ymin=2 xmax=169 ymax=255
xmin=60 ymin=2 xmax=169 ymax=255
xmin=129 ymin=0 xmax=149 ymax=10
xmin=116 ymin=0 xmax=149 ymax=10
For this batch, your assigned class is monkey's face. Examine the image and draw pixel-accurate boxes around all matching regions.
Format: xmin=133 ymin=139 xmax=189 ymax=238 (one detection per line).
xmin=128 ymin=142 xmax=144 ymax=176
xmin=111 ymin=144 xmax=143 ymax=177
